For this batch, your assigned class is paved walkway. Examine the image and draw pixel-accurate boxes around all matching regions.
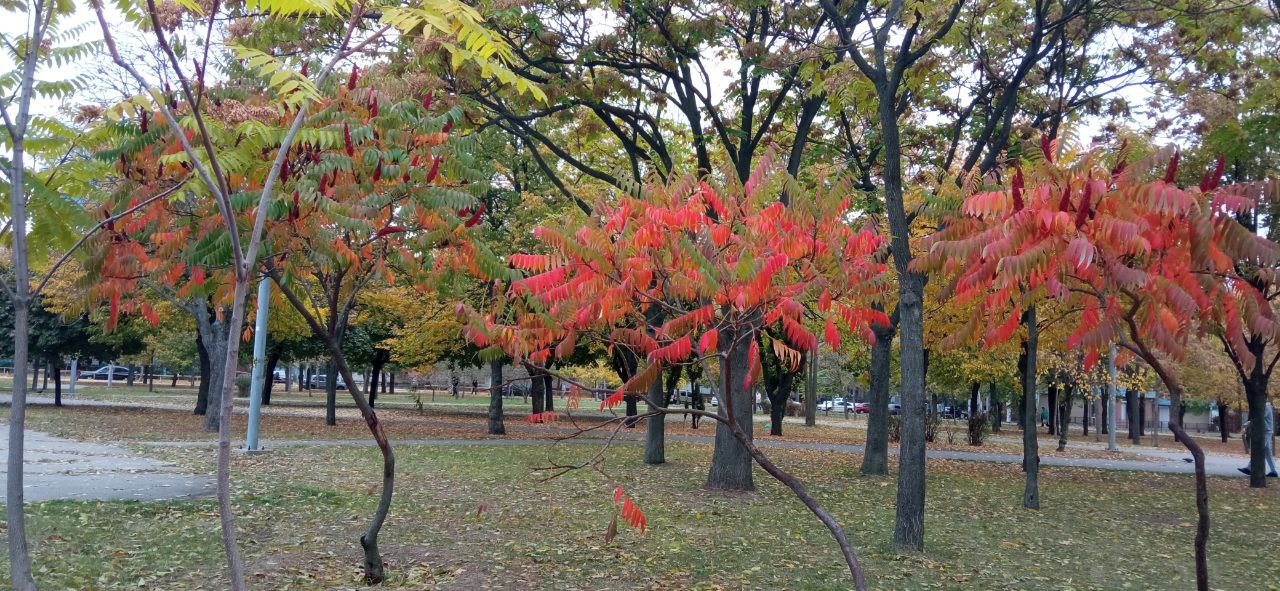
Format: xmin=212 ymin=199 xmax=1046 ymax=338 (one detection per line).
xmin=0 ymin=422 xmax=214 ymax=502
xmin=3 ymin=394 xmax=1256 ymax=479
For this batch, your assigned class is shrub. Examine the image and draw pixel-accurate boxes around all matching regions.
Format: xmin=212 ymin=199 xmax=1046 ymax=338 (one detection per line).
xmin=968 ymin=412 xmax=989 ymax=446
xmin=924 ymin=411 xmax=940 ymax=443
xmin=888 ymin=415 xmax=902 ymax=442
xmin=235 ymin=374 xmax=252 ymax=398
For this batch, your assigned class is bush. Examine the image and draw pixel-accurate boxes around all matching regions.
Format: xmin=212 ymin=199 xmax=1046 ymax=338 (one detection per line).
xmin=235 ymin=374 xmax=252 ymax=398
xmin=924 ymin=411 xmax=940 ymax=443
xmin=968 ymin=412 xmax=989 ymax=446
xmin=888 ymin=415 xmax=902 ymax=442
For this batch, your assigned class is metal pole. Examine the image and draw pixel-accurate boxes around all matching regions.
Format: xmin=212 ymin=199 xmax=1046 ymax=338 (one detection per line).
xmin=245 ymin=277 xmax=270 ymax=452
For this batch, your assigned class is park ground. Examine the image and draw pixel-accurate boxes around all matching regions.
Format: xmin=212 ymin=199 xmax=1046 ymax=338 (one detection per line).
xmin=1 ymin=383 xmax=1278 ymax=590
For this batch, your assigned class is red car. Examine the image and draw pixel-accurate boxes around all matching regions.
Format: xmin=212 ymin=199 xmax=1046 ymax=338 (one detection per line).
xmin=853 ymin=402 xmax=870 ymax=414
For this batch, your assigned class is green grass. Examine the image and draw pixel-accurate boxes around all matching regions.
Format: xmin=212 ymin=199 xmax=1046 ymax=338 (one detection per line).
xmin=3 ymin=437 xmax=1279 ymax=590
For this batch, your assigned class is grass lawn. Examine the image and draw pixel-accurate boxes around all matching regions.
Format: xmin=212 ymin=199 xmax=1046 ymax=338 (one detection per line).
xmin=3 ymin=407 xmax=1280 ymax=590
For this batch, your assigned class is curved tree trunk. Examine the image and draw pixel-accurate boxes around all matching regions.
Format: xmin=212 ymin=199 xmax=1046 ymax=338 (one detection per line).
xmin=488 ymin=359 xmax=505 ymax=435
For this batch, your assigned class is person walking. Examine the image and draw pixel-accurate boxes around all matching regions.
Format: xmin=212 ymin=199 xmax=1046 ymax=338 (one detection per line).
xmin=1239 ymin=400 xmax=1278 ymax=478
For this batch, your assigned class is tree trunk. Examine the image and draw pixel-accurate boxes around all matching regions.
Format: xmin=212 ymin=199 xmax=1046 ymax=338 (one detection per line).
xmin=969 ymin=382 xmax=980 ymax=416
xmin=260 ymin=350 xmax=280 ymax=406
xmin=861 ymin=316 xmax=894 ymax=475
xmin=1082 ymin=396 xmax=1089 ymax=437
xmin=1244 ymin=372 xmax=1270 ymax=488
xmin=644 ymin=367 xmax=666 ymax=465
xmin=1057 ymin=384 xmax=1073 ymax=451
xmin=804 ymin=353 xmax=817 ymax=427
xmin=527 ymin=362 xmax=545 ymax=416
xmin=707 ymin=317 xmax=756 ymax=491
xmin=199 ymin=317 xmax=229 ymax=433
xmin=990 ymin=384 xmax=1002 ymax=432
xmin=53 ymin=361 xmax=62 ymax=407
xmin=1216 ymin=399 xmax=1228 ymax=443
xmin=127 ymin=364 xmax=135 ymax=386
xmin=488 ymin=359 xmax=505 ymax=435
xmin=389 ymin=372 xmax=395 ymax=394
xmin=1046 ymin=383 xmax=1057 ymax=435
xmin=1021 ymin=307 xmax=1040 ymax=510
xmin=326 ymin=359 xmax=338 ymax=426
xmin=7 ymin=279 xmax=36 ymax=590
xmin=543 ymin=372 xmax=554 ymax=412
xmin=691 ymin=383 xmax=704 ymax=429
xmin=1126 ymin=388 xmax=1139 ymax=443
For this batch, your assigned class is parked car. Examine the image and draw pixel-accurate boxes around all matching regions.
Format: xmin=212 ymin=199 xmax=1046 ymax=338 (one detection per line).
xmin=308 ymin=374 xmax=346 ymax=390
xmin=853 ymin=402 xmax=870 ymax=414
xmin=888 ymin=403 xmax=902 ymax=415
xmin=818 ymin=399 xmax=848 ymax=412
xmin=78 ymin=366 xmax=130 ymax=381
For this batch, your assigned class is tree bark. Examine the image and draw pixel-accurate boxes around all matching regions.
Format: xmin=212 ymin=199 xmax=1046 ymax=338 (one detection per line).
xmin=260 ymin=349 xmax=280 ymax=406
xmin=1046 ymin=382 xmax=1057 ymax=435
xmin=707 ymin=317 xmax=756 ymax=491
xmin=1216 ymin=399 xmax=1228 ymax=443
xmin=644 ymin=369 xmax=667 ymax=464
xmin=53 ymin=362 xmax=62 ymax=407
xmin=1057 ymin=384 xmax=1073 ymax=451
xmin=1126 ymin=388 xmax=1139 ymax=443
xmin=197 ymin=315 xmax=229 ymax=433
xmin=969 ymin=382 xmax=980 ymax=416
xmin=325 ymin=359 xmax=338 ymax=426
xmin=862 ymin=312 xmax=895 ymax=475
xmin=991 ymin=384 xmax=1002 ymax=432
xmin=1244 ymin=374 xmax=1270 ymax=488
xmin=543 ymin=371 xmax=554 ymax=412
xmin=804 ymin=353 xmax=817 ymax=427
xmin=488 ymin=359 xmax=505 ymax=435
xmin=527 ymin=362 xmax=545 ymax=416
xmin=1021 ymin=307 xmax=1040 ymax=510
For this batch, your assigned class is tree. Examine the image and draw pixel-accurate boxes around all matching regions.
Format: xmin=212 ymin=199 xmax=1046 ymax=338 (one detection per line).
xmin=920 ymin=142 xmax=1278 ymax=590
xmin=460 ymin=160 xmax=888 ymax=588
xmin=1 ymin=0 xmax=101 ymax=584
xmin=818 ymin=0 xmax=963 ymax=552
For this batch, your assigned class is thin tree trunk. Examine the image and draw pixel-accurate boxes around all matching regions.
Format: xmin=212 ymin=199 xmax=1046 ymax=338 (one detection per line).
xmin=1021 ymin=307 xmax=1040 ymax=510
xmin=1126 ymin=388 xmax=1139 ymax=443
xmin=488 ymin=359 xmax=505 ymax=435
xmin=969 ymin=382 xmax=980 ymax=416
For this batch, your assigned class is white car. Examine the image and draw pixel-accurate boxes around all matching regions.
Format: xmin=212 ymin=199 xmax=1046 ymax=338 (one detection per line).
xmin=818 ymin=399 xmax=848 ymax=412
